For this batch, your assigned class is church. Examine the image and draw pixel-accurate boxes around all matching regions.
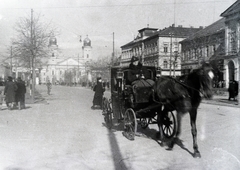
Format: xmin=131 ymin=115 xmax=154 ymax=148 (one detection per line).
xmin=39 ymin=35 xmax=93 ymax=85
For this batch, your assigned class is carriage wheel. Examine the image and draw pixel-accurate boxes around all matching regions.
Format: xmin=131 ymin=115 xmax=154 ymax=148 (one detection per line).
xmin=123 ymin=108 xmax=137 ymax=140
xmin=103 ymin=98 xmax=112 ymax=129
xmin=161 ymin=111 xmax=176 ymax=138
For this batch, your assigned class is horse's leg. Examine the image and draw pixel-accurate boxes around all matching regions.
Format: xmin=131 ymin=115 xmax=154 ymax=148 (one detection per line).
xmin=189 ymin=109 xmax=201 ymax=158
xmin=176 ymin=112 xmax=182 ymax=137
xmin=157 ymin=105 xmax=165 ymax=143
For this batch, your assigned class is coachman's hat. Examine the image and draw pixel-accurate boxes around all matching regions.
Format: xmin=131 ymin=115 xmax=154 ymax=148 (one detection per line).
xmin=130 ymin=56 xmax=139 ymax=63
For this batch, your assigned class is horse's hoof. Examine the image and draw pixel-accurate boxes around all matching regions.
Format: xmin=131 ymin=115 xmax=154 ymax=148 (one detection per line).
xmin=193 ymin=151 xmax=201 ymax=158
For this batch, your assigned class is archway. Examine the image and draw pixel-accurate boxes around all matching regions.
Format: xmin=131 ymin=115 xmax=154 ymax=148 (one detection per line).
xmin=228 ymin=60 xmax=235 ymax=81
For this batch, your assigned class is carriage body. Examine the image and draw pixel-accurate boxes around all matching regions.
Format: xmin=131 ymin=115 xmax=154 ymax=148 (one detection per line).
xmin=110 ymin=65 xmax=157 ymax=114
xmin=102 ymin=65 xmax=176 ymax=141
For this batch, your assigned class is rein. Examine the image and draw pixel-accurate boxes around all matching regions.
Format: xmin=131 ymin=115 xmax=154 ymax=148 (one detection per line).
xmin=169 ymin=77 xmax=204 ymax=95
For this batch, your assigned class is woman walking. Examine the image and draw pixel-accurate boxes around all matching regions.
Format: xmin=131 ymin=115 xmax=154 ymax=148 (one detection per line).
xmin=91 ymin=77 xmax=105 ymax=109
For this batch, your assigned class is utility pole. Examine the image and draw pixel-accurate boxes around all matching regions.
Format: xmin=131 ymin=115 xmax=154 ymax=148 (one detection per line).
xmin=30 ymin=8 xmax=35 ymax=103
xmin=78 ymin=53 xmax=79 ymax=85
xmin=10 ymin=46 xmax=12 ymax=76
xmin=169 ymin=32 xmax=173 ymax=76
xmin=112 ymin=32 xmax=114 ymax=65
xmin=238 ymin=56 xmax=240 ymax=105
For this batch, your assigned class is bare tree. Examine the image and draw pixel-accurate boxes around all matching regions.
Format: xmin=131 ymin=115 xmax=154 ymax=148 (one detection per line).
xmin=10 ymin=10 xmax=58 ymax=101
xmin=11 ymin=12 xmax=57 ymax=68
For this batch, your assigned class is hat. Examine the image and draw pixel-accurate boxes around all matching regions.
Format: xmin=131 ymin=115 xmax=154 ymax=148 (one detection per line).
xmin=97 ymin=77 xmax=102 ymax=81
xmin=131 ymin=56 xmax=139 ymax=63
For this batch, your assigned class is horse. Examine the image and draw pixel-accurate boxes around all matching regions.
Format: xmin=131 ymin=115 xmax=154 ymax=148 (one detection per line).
xmin=154 ymin=63 xmax=214 ymax=158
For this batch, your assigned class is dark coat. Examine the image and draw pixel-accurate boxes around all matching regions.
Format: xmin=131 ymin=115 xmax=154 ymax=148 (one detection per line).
xmin=228 ymin=80 xmax=238 ymax=98
xmin=4 ymin=80 xmax=18 ymax=103
xmin=128 ymin=62 xmax=151 ymax=83
xmin=16 ymin=80 xmax=26 ymax=102
xmin=93 ymin=81 xmax=105 ymax=106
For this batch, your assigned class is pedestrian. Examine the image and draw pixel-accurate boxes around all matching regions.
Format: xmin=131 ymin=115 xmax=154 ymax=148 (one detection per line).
xmin=15 ymin=77 xmax=26 ymax=110
xmin=46 ymin=80 xmax=52 ymax=95
xmin=228 ymin=80 xmax=238 ymax=101
xmin=4 ymin=76 xmax=18 ymax=110
xmin=91 ymin=77 xmax=105 ymax=109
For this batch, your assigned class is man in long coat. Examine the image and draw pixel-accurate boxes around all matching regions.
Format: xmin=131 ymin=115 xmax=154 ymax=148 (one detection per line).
xmin=4 ymin=76 xmax=18 ymax=110
xmin=16 ymin=77 xmax=26 ymax=110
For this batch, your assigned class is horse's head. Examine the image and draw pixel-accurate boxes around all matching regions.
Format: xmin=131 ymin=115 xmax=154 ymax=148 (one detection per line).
xmin=198 ymin=63 xmax=214 ymax=99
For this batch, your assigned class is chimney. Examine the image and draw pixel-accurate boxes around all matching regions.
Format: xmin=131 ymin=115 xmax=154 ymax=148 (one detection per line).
xmin=178 ymin=25 xmax=182 ymax=27
xmin=199 ymin=26 xmax=203 ymax=29
xmin=172 ymin=24 xmax=175 ymax=27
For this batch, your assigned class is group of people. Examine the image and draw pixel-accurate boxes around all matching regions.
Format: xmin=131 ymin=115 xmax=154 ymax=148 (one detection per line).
xmin=2 ymin=76 xmax=26 ymax=110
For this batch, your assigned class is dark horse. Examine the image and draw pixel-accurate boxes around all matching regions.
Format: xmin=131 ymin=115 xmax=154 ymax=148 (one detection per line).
xmin=154 ymin=63 xmax=214 ymax=158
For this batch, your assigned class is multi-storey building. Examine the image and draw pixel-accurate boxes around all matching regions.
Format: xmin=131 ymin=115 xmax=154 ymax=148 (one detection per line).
xmin=220 ymin=0 xmax=240 ymax=85
xmin=181 ymin=0 xmax=240 ymax=88
xmin=180 ymin=18 xmax=225 ymax=83
xmin=121 ymin=25 xmax=201 ymax=76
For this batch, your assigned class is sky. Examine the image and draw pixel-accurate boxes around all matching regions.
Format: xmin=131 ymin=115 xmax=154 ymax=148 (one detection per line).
xmin=0 ymin=0 xmax=236 ymax=61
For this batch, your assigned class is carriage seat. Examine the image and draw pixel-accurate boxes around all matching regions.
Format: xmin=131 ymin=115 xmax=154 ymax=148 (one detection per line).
xmin=132 ymin=79 xmax=155 ymax=103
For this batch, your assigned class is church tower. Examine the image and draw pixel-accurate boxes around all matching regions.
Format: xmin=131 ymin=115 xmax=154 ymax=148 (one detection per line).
xmin=48 ymin=35 xmax=58 ymax=59
xmin=82 ymin=35 xmax=92 ymax=60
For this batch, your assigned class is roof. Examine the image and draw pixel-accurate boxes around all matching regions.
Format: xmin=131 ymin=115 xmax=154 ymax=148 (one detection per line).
xmin=156 ymin=26 xmax=202 ymax=38
xmin=121 ymin=26 xmax=201 ymax=48
xmin=180 ymin=18 xmax=225 ymax=42
xmin=221 ymin=0 xmax=240 ymax=17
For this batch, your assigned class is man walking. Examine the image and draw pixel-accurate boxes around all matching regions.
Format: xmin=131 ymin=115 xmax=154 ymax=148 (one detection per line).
xmin=46 ymin=80 xmax=52 ymax=95
xmin=4 ymin=76 xmax=18 ymax=110
xmin=16 ymin=77 xmax=26 ymax=110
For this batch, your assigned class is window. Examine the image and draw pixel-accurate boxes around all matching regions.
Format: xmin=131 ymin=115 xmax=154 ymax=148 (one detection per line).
xmin=164 ymin=47 xmax=168 ymax=53
xmin=163 ymin=61 xmax=168 ymax=68
xmin=52 ymin=70 xmax=54 ymax=75
xmin=163 ymin=43 xmax=168 ymax=53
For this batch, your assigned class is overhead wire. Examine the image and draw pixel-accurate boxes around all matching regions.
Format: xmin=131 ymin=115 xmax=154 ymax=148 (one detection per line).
xmin=0 ymin=1 xmax=227 ymax=10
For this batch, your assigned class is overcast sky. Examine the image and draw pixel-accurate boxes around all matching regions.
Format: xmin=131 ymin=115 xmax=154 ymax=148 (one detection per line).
xmin=0 ymin=0 xmax=236 ymax=61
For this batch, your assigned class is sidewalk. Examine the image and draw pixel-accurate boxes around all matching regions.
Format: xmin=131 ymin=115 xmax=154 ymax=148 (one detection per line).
xmin=202 ymin=92 xmax=240 ymax=108
xmin=24 ymin=86 xmax=47 ymax=104
xmin=23 ymin=86 xmax=240 ymax=108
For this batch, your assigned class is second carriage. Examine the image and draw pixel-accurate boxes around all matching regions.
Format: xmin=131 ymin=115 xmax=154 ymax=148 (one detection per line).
xmin=102 ymin=65 xmax=177 ymax=140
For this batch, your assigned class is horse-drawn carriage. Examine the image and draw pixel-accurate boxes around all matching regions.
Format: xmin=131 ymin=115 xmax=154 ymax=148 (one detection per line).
xmin=103 ymin=63 xmax=214 ymax=158
xmin=102 ymin=65 xmax=176 ymax=140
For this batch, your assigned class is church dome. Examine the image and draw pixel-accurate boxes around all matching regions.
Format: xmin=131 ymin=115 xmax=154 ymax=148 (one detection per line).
xmin=83 ymin=35 xmax=91 ymax=47
xmin=49 ymin=36 xmax=57 ymax=47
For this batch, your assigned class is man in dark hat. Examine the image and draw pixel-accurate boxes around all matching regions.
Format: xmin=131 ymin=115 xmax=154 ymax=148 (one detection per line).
xmin=16 ymin=77 xmax=26 ymax=110
xmin=91 ymin=77 xmax=105 ymax=109
xmin=128 ymin=56 xmax=139 ymax=83
xmin=4 ymin=76 xmax=18 ymax=110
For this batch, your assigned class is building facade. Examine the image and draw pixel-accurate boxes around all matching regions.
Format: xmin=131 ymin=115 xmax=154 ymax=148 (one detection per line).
xmin=181 ymin=0 xmax=240 ymax=88
xmin=120 ymin=26 xmax=201 ymax=76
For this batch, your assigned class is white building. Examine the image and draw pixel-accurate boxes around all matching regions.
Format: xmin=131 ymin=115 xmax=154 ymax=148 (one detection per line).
xmin=39 ymin=35 xmax=93 ymax=85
